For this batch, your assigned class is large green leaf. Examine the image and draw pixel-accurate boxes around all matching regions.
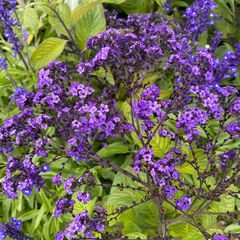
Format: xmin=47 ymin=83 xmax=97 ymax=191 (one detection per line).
xmin=23 ymin=7 xmax=39 ymax=34
xmin=34 ymin=205 xmax=46 ymax=230
xmin=70 ymin=0 xmax=103 ymax=27
xmin=119 ymin=0 xmax=154 ymax=13
xmin=30 ymin=37 xmax=67 ymax=69
xmin=74 ymin=3 xmax=106 ymax=49
xmin=97 ymin=142 xmax=129 ymax=158
xmin=150 ymin=135 xmax=174 ymax=158
xmin=169 ymin=222 xmax=204 ymax=240
xmin=48 ymin=3 xmax=71 ymax=36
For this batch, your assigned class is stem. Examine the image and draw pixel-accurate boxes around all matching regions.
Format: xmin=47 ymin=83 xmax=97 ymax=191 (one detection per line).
xmin=5 ymin=69 xmax=17 ymax=88
xmin=52 ymin=8 xmax=81 ymax=53
xmin=91 ymin=154 xmax=148 ymax=187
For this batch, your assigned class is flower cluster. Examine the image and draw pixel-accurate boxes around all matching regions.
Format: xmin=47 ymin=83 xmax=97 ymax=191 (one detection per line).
xmin=54 ymin=198 xmax=76 ymax=218
xmin=2 ymin=155 xmax=44 ymax=198
xmin=182 ymin=0 xmax=217 ymax=40
xmin=0 ymin=0 xmax=23 ymax=56
xmin=0 ymin=218 xmax=30 ymax=240
xmin=56 ymin=206 xmax=107 ymax=239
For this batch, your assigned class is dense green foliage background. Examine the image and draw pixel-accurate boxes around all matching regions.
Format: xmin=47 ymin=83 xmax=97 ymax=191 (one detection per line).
xmin=1 ymin=0 xmax=240 ymax=239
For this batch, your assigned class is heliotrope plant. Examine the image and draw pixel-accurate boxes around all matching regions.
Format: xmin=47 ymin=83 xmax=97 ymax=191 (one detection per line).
xmin=1 ymin=0 xmax=240 ymax=239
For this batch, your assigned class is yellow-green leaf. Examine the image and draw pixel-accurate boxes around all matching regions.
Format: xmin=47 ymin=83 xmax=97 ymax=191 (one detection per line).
xmin=30 ymin=37 xmax=67 ymax=69
xmin=70 ymin=0 xmax=103 ymax=27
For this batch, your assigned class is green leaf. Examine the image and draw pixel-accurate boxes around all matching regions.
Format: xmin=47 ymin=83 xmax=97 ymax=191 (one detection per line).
xmin=23 ymin=7 xmax=39 ymax=34
xmin=19 ymin=210 xmax=39 ymax=221
xmin=73 ymin=197 xmax=97 ymax=215
xmin=124 ymin=232 xmax=148 ymax=239
xmin=119 ymin=0 xmax=154 ymax=14
xmin=103 ymin=0 xmax=126 ymax=3
xmin=34 ymin=205 xmax=46 ymax=230
xmin=224 ymin=224 xmax=240 ymax=233
xmin=97 ymin=142 xmax=129 ymax=158
xmin=74 ymin=3 xmax=106 ymax=49
xmin=177 ymin=162 xmax=197 ymax=176
xmin=70 ymin=0 xmax=103 ymax=27
xmin=42 ymin=219 xmax=51 ymax=239
xmin=57 ymin=3 xmax=71 ymax=28
xmin=38 ymin=189 xmax=53 ymax=212
xmin=30 ymin=37 xmax=67 ymax=69
xmin=169 ymin=222 xmax=204 ymax=240
xmin=198 ymin=31 xmax=208 ymax=48
xmin=215 ymin=0 xmax=234 ymax=22
xmin=150 ymin=135 xmax=173 ymax=158
xmin=48 ymin=16 xmax=68 ymax=36
xmin=173 ymin=1 xmax=188 ymax=7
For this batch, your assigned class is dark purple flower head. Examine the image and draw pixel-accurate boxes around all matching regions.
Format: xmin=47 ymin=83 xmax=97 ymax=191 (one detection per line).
xmin=182 ymin=0 xmax=217 ymax=40
xmin=52 ymin=174 xmax=63 ymax=185
xmin=77 ymin=191 xmax=91 ymax=204
xmin=0 ymin=0 xmax=23 ymax=56
xmin=54 ymin=198 xmax=75 ymax=218
xmin=0 ymin=218 xmax=29 ymax=240
xmin=64 ymin=176 xmax=76 ymax=195
xmin=213 ymin=235 xmax=228 ymax=240
xmin=0 ymin=56 xmax=8 ymax=70
xmin=11 ymin=87 xmax=34 ymax=110
xmin=175 ymin=196 xmax=192 ymax=211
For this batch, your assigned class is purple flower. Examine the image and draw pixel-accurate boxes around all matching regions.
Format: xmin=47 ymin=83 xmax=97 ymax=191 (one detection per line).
xmin=175 ymin=196 xmax=192 ymax=211
xmin=52 ymin=174 xmax=63 ymax=185
xmin=213 ymin=235 xmax=228 ymax=240
xmin=177 ymin=107 xmax=208 ymax=131
xmin=0 ymin=57 xmax=8 ymax=70
xmin=0 ymin=218 xmax=29 ymax=240
xmin=182 ymin=0 xmax=217 ymax=40
xmin=54 ymin=198 xmax=75 ymax=218
xmin=64 ymin=176 xmax=76 ymax=195
xmin=77 ymin=191 xmax=91 ymax=204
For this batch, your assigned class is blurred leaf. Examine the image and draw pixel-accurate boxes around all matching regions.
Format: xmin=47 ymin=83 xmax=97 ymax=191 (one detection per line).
xmin=70 ymin=0 xmax=103 ymax=27
xmin=198 ymin=31 xmax=208 ymax=48
xmin=169 ymin=222 xmax=204 ymax=240
xmin=19 ymin=210 xmax=39 ymax=221
xmin=57 ymin=3 xmax=72 ymax=28
xmin=75 ymin=3 xmax=106 ymax=49
xmin=97 ymin=142 xmax=129 ymax=158
xmin=48 ymin=16 xmax=69 ymax=36
xmin=34 ymin=205 xmax=46 ymax=230
xmin=124 ymin=232 xmax=148 ymax=239
xmin=23 ymin=7 xmax=39 ymax=34
xmin=30 ymin=37 xmax=67 ymax=69
xmin=224 ymin=224 xmax=240 ymax=233
xmin=103 ymin=0 xmax=126 ymax=3
xmin=38 ymin=189 xmax=53 ymax=212
xmin=119 ymin=0 xmax=154 ymax=14
xmin=215 ymin=0 xmax=234 ymax=22
xmin=173 ymin=1 xmax=188 ymax=7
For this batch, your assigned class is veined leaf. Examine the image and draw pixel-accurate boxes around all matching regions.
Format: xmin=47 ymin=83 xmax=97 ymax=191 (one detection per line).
xmin=150 ymin=135 xmax=174 ymax=158
xmin=19 ymin=210 xmax=39 ymax=221
xmin=70 ymin=0 xmax=103 ymax=27
xmin=30 ymin=37 xmax=67 ymax=69
xmin=74 ymin=3 xmax=106 ymax=49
